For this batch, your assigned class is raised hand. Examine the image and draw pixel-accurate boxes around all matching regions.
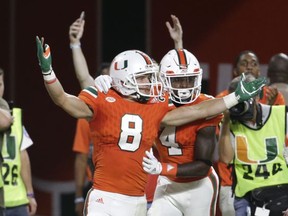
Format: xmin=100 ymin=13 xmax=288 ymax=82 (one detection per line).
xmin=264 ymin=86 xmax=278 ymax=105
xmin=69 ymin=11 xmax=85 ymax=45
xmin=36 ymin=36 xmax=56 ymax=83
xmin=166 ymin=14 xmax=183 ymax=49
xmin=235 ymin=73 xmax=266 ymax=102
xmin=36 ymin=36 xmax=52 ymax=73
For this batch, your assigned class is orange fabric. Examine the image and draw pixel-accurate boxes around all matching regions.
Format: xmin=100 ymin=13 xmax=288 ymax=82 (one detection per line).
xmin=79 ymin=89 xmax=169 ymax=196
xmin=260 ymin=86 xmax=285 ymax=105
xmin=156 ymin=94 xmax=223 ymax=183
xmin=73 ymin=119 xmax=91 ymax=154
xmin=145 ymin=174 xmax=158 ymax=202
xmin=72 ymin=119 xmax=93 ymax=181
xmin=161 ymin=163 xmax=178 ymax=177
xmin=217 ymin=161 xmax=232 ymax=186
xmin=215 ymin=90 xmax=229 ymax=99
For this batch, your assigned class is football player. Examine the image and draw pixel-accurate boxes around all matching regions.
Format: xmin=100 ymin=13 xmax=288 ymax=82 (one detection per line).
xmin=142 ymin=49 xmax=221 ymax=216
xmin=36 ymin=36 xmax=265 ymax=216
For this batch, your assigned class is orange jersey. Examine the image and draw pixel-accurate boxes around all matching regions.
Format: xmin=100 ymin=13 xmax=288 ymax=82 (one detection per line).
xmin=79 ymin=87 xmax=169 ymax=196
xmin=156 ymin=94 xmax=223 ymax=183
xmin=216 ymin=161 xmax=232 ymax=186
xmin=73 ymin=119 xmax=91 ymax=154
xmin=72 ymin=119 xmax=93 ymax=181
xmin=261 ymin=86 xmax=285 ymax=105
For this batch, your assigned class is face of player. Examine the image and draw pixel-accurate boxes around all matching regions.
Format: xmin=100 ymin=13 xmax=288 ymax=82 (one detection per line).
xmin=136 ymin=74 xmax=152 ymax=95
xmin=234 ymin=53 xmax=260 ymax=78
xmin=0 ymin=75 xmax=5 ymax=98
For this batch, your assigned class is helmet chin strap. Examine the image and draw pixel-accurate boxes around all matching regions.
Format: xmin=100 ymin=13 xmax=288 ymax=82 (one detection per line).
xmin=135 ymin=93 xmax=150 ymax=103
xmin=126 ymin=92 xmax=150 ymax=103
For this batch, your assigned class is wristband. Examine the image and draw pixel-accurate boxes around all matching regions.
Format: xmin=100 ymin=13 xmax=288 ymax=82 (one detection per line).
xmin=160 ymin=163 xmax=178 ymax=177
xmin=70 ymin=43 xmax=81 ymax=49
xmin=43 ymin=69 xmax=57 ymax=84
xmin=74 ymin=197 xmax=85 ymax=204
xmin=223 ymin=92 xmax=239 ymax=109
xmin=27 ymin=193 xmax=35 ymax=198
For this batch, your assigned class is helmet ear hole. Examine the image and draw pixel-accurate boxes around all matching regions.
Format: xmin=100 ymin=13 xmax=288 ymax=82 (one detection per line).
xmin=160 ymin=49 xmax=202 ymax=104
xmin=109 ymin=50 xmax=163 ymax=100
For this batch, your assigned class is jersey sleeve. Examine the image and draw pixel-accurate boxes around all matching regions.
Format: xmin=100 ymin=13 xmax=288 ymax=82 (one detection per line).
xmin=78 ymin=86 xmax=99 ymax=117
xmin=196 ymin=94 xmax=223 ymax=131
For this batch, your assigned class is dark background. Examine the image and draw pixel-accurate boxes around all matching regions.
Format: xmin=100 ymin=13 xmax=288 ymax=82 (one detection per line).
xmin=1 ymin=0 xmax=288 ymax=215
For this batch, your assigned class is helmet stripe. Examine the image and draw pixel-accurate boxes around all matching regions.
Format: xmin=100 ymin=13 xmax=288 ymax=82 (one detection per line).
xmin=176 ymin=49 xmax=188 ymax=69
xmin=136 ymin=51 xmax=153 ymax=65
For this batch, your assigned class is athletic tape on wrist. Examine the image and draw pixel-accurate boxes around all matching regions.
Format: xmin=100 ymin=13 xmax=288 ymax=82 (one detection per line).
xmin=43 ymin=69 xmax=57 ymax=84
xmin=223 ymin=92 xmax=239 ymax=109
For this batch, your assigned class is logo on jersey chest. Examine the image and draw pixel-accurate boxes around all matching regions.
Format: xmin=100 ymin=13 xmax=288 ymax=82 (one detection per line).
xmin=105 ymin=97 xmax=116 ymax=103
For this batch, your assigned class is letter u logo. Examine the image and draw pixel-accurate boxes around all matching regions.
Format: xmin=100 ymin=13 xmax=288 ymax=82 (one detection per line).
xmin=114 ymin=60 xmax=128 ymax=70
xmin=236 ymin=136 xmax=278 ymax=164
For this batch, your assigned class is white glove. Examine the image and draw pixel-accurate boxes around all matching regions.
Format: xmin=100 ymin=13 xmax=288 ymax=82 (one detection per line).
xmin=94 ymin=75 xmax=112 ymax=93
xmin=142 ymin=148 xmax=162 ymax=175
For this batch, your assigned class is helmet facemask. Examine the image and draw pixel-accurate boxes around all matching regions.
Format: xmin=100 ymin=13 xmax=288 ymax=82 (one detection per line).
xmin=164 ymin=72 xmax=202 ymax=104
xmin=121 ymin=67 xmax=163 ymax=100
xmin=160 ymin=49 xmax=203 ymax=104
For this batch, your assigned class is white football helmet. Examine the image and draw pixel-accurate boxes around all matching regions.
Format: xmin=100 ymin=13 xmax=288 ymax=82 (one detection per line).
xmin=160 ymin=49 xmax=202 ymax=104
xmin=109 ymin=50 xmax=162 ymax=102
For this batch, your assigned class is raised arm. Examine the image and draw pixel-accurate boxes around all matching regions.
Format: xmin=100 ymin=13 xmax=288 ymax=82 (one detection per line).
xmin=166 ymin=14 xmax=183 ymax=49
xmin=69 ymin=11 xmax=94 ymax=89
xmin=161 ymin=74 xmax=266 ymax=126
xmin=36 ymin=36 xmax=93 ymax=119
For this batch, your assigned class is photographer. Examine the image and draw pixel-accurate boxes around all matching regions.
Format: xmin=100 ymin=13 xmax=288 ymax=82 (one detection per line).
xmin=219 ymin=73 xmax=288 ymax=216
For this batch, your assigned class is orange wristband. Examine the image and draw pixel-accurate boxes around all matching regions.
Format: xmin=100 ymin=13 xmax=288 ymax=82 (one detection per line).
xmin=160 ymin=163 xmax=178 ymax=177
